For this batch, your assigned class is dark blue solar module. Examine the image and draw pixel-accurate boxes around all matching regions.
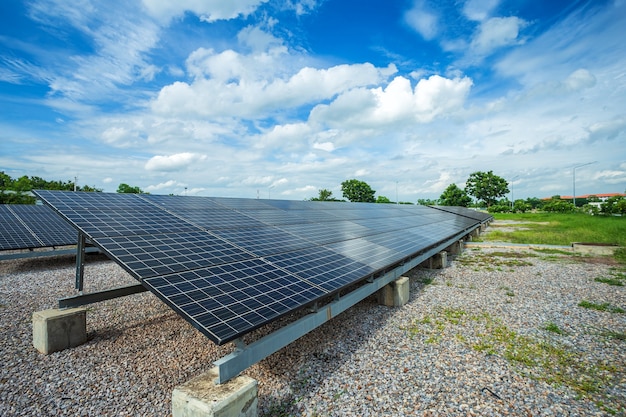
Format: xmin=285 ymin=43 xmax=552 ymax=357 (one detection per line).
xmin=431 ymin=206 xmax=492 ymax=222
xmin=0 ymin=204 xmax=76 ymax=250
xmin=34 ymin=190 xmax=490 ymax=345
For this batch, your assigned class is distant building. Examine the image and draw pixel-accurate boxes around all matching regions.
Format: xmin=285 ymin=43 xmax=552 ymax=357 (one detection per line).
xmin=541 ymin=192 xmax=625 ymax=202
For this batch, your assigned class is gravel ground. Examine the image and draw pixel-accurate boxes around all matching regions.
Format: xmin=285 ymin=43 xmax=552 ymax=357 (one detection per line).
xmin=1 ymin=246 xmax=624 ymax=416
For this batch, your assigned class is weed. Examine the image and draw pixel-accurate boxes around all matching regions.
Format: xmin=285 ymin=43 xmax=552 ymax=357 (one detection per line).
xmin=404 ymin=308 xmax=624 ymax=414
xmin=419 ymin=277 xmax=434 ymax=285
xmin=578 ymin=300 xmax=625 ymax=314
xmin=598 ymin=329 xmax=626 ymax=341
xmin=594 ymin=277 xmax=624 ymax=286
xmin=543 ymin=322 xmax=567 ymax=335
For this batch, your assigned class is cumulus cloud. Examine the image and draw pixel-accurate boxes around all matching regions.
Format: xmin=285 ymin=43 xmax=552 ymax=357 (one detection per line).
xmin=142 ymin=0 xmax=268 ymax=23
xmin=152 ymin=46 xmax=396 ymax=118
xmin=471 ymin=16 xmax=527 ymax=55
xmin=145 ymin=152 xmax=207 ymax=171
xmin=310 ymin=74 xmax=473 ymax=128
xmin=404 ymin=1 xmax=439 ymax=40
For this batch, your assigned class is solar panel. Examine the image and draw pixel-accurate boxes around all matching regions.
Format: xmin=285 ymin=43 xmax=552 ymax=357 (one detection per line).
xmin=431 ymin=205 xmax=492 ymax=222
xmin=34 ymin=190 xmax=490 ymax=345
xmin=0 ymin=204 xmax=76 ymax=250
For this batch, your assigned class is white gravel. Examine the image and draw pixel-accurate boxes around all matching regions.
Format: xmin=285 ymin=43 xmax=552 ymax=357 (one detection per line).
xmin=1 ymin=247 xmax=624 ymax=416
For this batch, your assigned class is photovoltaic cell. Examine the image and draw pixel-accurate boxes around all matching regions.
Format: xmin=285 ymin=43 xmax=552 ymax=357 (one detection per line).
xmin=33 ymin=190 xmax=491 ymax=345
xmin=0 ymin=204 xmax=76 ymax=250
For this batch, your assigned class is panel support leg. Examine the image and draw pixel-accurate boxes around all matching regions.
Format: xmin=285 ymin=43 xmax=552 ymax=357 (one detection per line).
xmin=75 ymin=232 xmax=86 ymax=292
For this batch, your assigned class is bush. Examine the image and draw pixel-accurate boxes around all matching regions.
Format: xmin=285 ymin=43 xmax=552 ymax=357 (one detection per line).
xmin=488 ymin=204 xmax=511 ymax=213
xmin=543 ymin=199 xmax=575 ymax=213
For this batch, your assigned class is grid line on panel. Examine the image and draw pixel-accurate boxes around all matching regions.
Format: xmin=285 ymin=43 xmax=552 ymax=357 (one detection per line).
xmin=0 ymin=206 xmax=41 ymax=249
xmin=144 ymin=258 xmax=328 ymax=344
xmin=265 ymin=246 xmax=376 ymax=293
xmin=98 ymin=231 xmax=257 ymax=279
xmin=9 ymin=205 xmax=76 ymax=247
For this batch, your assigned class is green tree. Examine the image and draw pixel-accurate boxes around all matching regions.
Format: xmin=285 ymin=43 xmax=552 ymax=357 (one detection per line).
xmin=543 ymin=199 xmax=575 ymax=213
xmin=341 ymin=179 xmax=375 ymax=203
xmin=310 ymin=189 xmax=341 ymax=201
xmin=513 ymin=199 xmax=531 ymax=213
xmin=438 ymin=184 xmax=471 ymax=207
xmin=464 ymin=171 xmax=509 ymax=208
xmin=525 ymin=197 xmax=543 ymax=210
xmin=417 ymin=198 xmax=437 ymax=206
xmin=601 ymin=196 xmax=626 ymax=215
xmin=117 ymin=183 xmax=144 ymax=194
xmin=376 ymin=195 xmax=392 ymax=203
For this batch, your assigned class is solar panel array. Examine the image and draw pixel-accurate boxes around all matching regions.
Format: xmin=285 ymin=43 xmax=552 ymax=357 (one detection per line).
xmin=0 ymin=204 xmax=77 ymax=250
xmin=35 ymin=190 xmax=489 ymax=345
xmin=431 ymin=205 xmax=493 ymax=222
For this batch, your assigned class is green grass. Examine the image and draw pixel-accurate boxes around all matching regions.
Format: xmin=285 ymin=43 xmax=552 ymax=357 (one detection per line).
xmin=455 ymin=250 xmax=535 ymax=271
xmin=403 ymin=309 xmax=624 ymax=414
xmin=488 ymin=212 xmax=626 ymax=247
xmin=594 ymin=277 xmax=624 ymax=286
xmin=544 ymin=322 xmax=567 ymax=335
xmin=578 ymin=300 xmax=625 ymax=314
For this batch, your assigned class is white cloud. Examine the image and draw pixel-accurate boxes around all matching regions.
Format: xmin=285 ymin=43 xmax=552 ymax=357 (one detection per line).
xmin=145 ymin=152 xmax=207 ymax=171
xmin=404 ymin=1 xmax=439 ymax=41
xmin=142 ymin=0 xmax=268 ymax=23
xmin=462 ymin=0 xmax=500 ymax=22
xmin=152 ymin=46 xmax=396 ymax=118
xmin=470 ymin=16 xmax=527 ymax=55
xmin=313 ymin=142 xmax=335 ymax=152
xmin=27 ymin=0 xmax=161 ymax=104
xmin=144 ymin=179 xmax=179 ymax=191
xmin=310 ymin=74 xmax=473 ymax=129
xmin=563 ymin=69 xmax=596 ymax=92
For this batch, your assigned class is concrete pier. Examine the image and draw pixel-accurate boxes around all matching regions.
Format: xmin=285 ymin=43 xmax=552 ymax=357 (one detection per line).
xmin=378 ymin=276 xmax=410 ymax=307
xmin=445 ymin=239 xmax=464 ymax=256
xmin=32 ymin=308 xmax=87 ymax=354
xmin=172 ymin=367 xmax=257 ymax=417
xmin=421 ymin=251 xmax=448 ymax=269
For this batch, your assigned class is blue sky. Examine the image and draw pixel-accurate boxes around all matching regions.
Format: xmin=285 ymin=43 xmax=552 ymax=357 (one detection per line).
xmin=1 ymin=0 xmax=625 ymax=202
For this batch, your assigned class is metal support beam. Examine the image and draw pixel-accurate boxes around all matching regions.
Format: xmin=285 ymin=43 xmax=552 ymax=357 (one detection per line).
xmin=75 ymin=233 xmax=86 ymax=292
xmin=0 ymin=246 xmax=99 ymax=261
xmin=213 ymin=227 xmax=476 ymax=384
xmin=59 ymin=284 xmax=148 ymax=309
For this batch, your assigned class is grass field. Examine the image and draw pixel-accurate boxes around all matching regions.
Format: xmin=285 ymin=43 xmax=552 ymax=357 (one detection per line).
xmin=484 ymin=212 xmax=626 ymax=247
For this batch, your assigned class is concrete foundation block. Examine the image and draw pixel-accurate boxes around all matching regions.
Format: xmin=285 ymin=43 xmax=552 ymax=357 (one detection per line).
xmin=420 ymin=251 xmax=448 ymax=269
xmin=446 ymin=240 xmax=464 ymax=256
xmin=172 ymin=367 xmax=258 ymax=417
xmin=378 ymin=276 xmax=409 ymax=307
xmin=32 ymin=308 xmax=87 ymax=354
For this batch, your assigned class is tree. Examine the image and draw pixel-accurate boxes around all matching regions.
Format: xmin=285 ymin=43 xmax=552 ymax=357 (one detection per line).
xmin=464 ymin=171 xmax=509 ymax=208
xmin=376 ymin=195 xmax=392 ymax=203
xmin=117 ymin=183 xmax=144 ymax=194
xmin=341 ymin=179 xmax=375 ymax=203
xmin=417 ymin=198 xmax=437 ymax=206
xmin=601 ymin=196 xmax=626 ymax=215
xmin=309 ymin=189 xmax=341 ymax=201
xmin=438 ymin=184 xmax=471 ymax=207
